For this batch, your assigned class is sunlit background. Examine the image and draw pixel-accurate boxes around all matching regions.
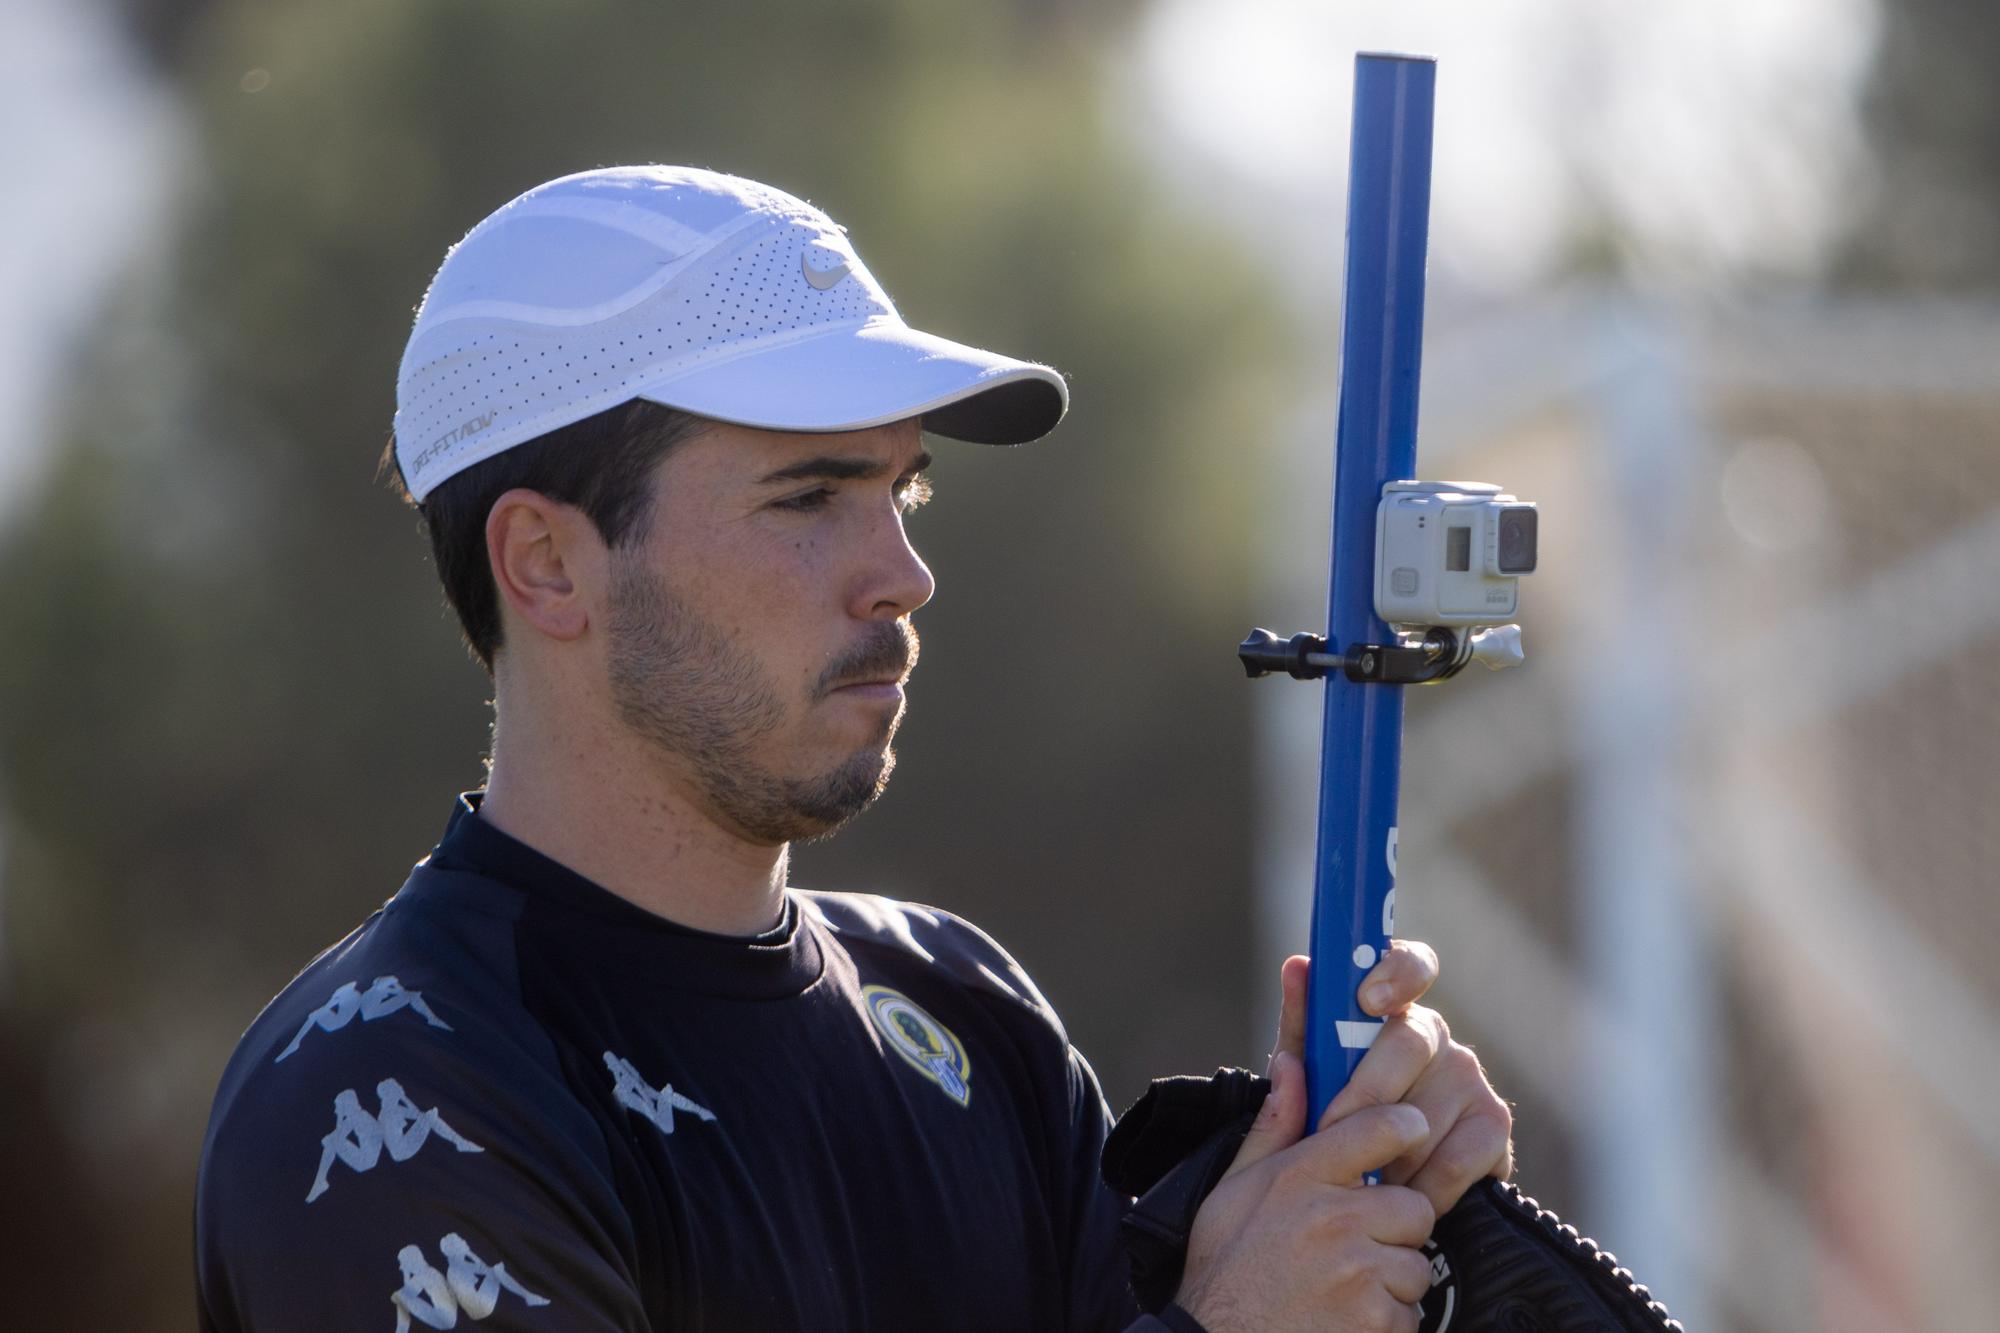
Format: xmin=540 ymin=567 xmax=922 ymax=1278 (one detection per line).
xmin=6 ymin=2 xmax=1997 ymax=1328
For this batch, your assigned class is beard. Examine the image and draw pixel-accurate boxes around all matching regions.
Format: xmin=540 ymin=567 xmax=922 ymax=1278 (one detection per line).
xmin=604 ymin=558 xmax=915 ymax=846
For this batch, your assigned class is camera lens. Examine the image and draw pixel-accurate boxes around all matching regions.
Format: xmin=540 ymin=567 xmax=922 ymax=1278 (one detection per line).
xmin=1497 ymin=507 xmax=1537 ymax=573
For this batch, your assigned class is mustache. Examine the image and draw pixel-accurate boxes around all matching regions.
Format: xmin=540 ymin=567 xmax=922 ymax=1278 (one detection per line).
xmin=814 ymin=621 xmax=920 ymax=698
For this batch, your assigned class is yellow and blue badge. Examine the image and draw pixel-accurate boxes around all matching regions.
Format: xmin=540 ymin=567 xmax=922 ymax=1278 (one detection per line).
xmin=862 ymin=985 xmax=971 ymax=1108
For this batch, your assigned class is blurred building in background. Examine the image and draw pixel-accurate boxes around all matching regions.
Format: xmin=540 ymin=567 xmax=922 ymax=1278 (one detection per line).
xmin=4 ymin=0 xmax=1998 ymax=1329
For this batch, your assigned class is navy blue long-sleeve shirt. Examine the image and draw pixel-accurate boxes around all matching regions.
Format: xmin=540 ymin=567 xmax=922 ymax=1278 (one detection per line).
xmin=196 ymin=796 xmax=1204 ymax=1332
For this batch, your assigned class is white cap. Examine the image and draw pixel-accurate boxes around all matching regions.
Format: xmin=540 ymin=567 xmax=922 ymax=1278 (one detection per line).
xmin=394 ymin=166 xmax=1070 ymax=501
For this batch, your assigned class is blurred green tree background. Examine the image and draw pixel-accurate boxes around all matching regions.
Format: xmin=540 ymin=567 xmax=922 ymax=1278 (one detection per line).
xmin=0 ymin=1 xmax=1283 ymax=1324
xmin=9 ymin=0 xmax=1996 ymax=1327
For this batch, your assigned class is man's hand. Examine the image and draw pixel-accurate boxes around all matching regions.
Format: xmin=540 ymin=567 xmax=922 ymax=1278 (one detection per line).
xmin=1273 ymin=943 xmax=1513 ymax=1217
xmin=1168 ymin=942 xmax=1513 ymax=1332
xmin=1175 ymin=1052 xmax=1436 ymax=1333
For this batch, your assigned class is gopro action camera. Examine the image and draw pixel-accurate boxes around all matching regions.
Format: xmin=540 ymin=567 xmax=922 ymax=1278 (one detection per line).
xmin=1374 ymin=481 xmax=1538 ymax=627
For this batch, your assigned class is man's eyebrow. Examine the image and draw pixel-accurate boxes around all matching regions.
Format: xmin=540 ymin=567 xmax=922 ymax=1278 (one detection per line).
xmin=758 ymin=450 xmax=933 ymax=485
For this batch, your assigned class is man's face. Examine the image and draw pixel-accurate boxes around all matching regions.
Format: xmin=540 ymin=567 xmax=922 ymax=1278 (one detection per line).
xmin=602 ymin=417 xmax=936 ymax=846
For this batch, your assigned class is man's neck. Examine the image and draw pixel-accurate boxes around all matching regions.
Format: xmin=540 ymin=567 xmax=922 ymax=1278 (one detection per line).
xmin=477 ymin=695 xmax=790 ymax=938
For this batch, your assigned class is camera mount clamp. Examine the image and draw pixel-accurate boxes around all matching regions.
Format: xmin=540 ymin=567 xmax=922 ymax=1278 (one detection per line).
xmin=1237 ymin=622 xmax=1524 ymax=687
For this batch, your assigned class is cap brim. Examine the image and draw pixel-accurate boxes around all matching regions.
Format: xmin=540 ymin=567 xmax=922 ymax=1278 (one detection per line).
xmin=632 ymin=320 xmax=1067 ymax=445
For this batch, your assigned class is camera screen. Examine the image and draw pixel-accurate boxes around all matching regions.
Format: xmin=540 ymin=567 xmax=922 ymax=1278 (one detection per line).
xmin=1497 ymin=507 xmax=1538 ymax=573
xmin=1446 ymin=526 xmax=1471 ymax=572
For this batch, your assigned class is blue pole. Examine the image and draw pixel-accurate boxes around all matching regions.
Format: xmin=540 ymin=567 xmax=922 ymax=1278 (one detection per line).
xmin=1304 ymin=53 xmax=1437 ymax=1123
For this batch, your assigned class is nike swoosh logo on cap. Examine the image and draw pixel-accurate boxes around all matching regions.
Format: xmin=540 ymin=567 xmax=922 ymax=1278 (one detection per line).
xmin=802 ymin=251 xmax=851 ymax=291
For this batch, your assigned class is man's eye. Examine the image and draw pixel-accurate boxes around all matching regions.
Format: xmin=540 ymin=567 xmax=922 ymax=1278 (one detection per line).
xmin=773 ymin=488 xmax=833 ymax=512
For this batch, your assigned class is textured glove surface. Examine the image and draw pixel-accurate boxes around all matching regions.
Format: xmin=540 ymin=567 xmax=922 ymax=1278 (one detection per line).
xmin=1422 ymin=1178 xmax=1684 ymax=1332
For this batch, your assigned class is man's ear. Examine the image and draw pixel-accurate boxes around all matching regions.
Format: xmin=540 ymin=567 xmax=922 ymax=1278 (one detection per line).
xmin=485 ymin=488 xmax=605 ymax=645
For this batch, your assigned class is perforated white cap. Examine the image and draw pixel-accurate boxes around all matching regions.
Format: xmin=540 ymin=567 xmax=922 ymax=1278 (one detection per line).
xmin=393 ymin=166 xmax=1069 ymax=501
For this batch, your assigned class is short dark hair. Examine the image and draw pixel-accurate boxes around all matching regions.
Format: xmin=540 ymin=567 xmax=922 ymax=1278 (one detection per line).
xmin=384 ymin=399 xmax=708 ymax=672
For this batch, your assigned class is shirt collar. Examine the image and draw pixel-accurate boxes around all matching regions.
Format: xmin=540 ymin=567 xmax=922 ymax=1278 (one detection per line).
xmin=423 ymin=791 xmax=824 ymax=998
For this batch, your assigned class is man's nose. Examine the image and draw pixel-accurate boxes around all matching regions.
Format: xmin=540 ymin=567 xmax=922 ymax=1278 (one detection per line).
xmin=854 ymin=509 xmax=935 ymax=621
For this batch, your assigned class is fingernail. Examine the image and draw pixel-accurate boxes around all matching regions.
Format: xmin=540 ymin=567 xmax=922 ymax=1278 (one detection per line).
xmin=1363 ymin=983 xmax=1393 ymax=1011
xmin=1389 ymin=1104 xmax=1429 ymax=1141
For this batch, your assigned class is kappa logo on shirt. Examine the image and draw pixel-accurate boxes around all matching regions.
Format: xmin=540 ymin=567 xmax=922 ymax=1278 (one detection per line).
xmin=604 ymin=1051 xmax=717 ymax=1136
xmin=276 ymin=975 xmax=452 ymax=1063
xmin=306 ymin=1078 xmax=484 ymax=1202
xmin=862 ymin=985 xmax=972 ymax=1108
xmin=392 ymin=1232 xmax=549 ymax=1332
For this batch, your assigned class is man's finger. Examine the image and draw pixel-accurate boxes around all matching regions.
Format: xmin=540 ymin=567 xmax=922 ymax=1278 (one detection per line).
xmin=1357 ymin=938 xmax=1439 ymax=1017
xmin=1269 ymin=954 xmax=1310 ymax=1067
xmin=1224 ymin=1049 xmax=1307 ymax=1179
xmin=1289 ymin=1101 xmax=1430 ymax=1188
xmin=1399 ymin=1109 xmax=1513 ymax=1217
xmin=1377 ymin=1039 xmax=1512 ymax=1206
xmin=1316 ymin=1007 xmax=1444 ymax=1129
xmin=1353 ymin=1181 xmax=1437 ymax=1248
xmin=1377 ymin=1242 xmax=1437 ymax=1305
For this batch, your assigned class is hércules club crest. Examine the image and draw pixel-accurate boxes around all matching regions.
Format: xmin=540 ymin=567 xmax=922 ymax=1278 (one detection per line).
xmin=861 ymin=985 xmax=971 ymax=1107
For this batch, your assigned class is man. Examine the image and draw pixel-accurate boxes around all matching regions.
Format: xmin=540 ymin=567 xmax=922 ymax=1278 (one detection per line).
xmin=196 ymin=166 xmax=1511 ymax=1332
